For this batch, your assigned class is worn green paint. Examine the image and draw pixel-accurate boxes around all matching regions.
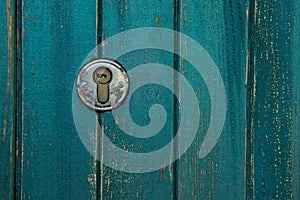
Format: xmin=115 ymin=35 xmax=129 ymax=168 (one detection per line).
xmin=177 ymin=1 xmax=248 ymax=199
xmin=293 ymin=2 xmax=300 ymax=199
xmin=19 ymin=1 xmax=98 ymax=199
xmin=247 ymin=0 xmax=297 ymax=199
xmin=0 ymin=0 xmax=300 ymax=199
xmin=0 ymin=0 xmax=16 ymax=199
xmin=98 ymin=0 xmax=176 ymax=199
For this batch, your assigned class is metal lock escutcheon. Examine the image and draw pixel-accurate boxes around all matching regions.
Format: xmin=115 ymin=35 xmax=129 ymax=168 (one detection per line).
xmin=76 ymin=59 xmax=129 ymax=112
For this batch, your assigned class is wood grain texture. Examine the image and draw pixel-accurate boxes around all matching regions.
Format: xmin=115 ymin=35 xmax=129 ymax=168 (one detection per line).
xmin=247 ymin=0 xmax=297 ymax=199
xmin=2 ymin=0 xmax=298 ymax=199
xmin=0 ymin=0 xmax=16 ymax=199
xmin=178 ymin=1 xmax=249 ymax=199
xmin=19 ymin=1 xmax=99 ymax=199
xmin=98 ymin=0 xmax=176 ymax=199
xmin=292 ymin=2 xmax=300 ymax=199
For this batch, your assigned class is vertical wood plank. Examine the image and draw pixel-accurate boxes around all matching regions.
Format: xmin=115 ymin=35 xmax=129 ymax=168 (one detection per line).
xmin=178 ymin=1 xmax=249 ymax=199
xmin=98 ymin=0 xmax=176 ymax=199
xmin=20 ymin=1 xmax=99 ymax=199
xmin=247 ymin=0 xmax=296 ymax=199
xmin=0 ymin=0 xmax=16 ymax=199
xmin=293 ymin=2 xmax=300 ymax=199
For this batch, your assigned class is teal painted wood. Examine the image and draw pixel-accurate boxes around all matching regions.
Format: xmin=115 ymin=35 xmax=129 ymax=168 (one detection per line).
xmin=98 ymin=0 xmax=176 ymax=199
xmin=247 ymin=0 xmax=297 ymax=199
xmin=19 ymin=1 xmax=99 ymax=199
xmin=11 ymin=0 xmax=300 ymax=199
xmin=292 ymin=2 xmax=300 ymax=199
xmin=0 ymin=0 xmax=16 ymax=199
xmin=178 ymin=1 xmax=248 ymax=199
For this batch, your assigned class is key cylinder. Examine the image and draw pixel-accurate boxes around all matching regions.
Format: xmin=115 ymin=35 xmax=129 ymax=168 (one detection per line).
xmin=93 ymin=67 xmax=112 ymax=104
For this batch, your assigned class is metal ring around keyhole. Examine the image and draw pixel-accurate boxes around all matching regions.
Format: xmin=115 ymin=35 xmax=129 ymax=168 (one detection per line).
xmin=76 ymin=59 xmax=130 ymax=112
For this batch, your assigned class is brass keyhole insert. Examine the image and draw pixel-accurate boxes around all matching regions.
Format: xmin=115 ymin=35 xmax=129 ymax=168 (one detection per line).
xmin=93 ymin=67 xmax=113 ymax=104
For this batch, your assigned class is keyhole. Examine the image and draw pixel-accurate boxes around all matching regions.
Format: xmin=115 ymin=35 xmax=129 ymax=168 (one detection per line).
xmin=93 ymin=67 xmax=112 ymax=104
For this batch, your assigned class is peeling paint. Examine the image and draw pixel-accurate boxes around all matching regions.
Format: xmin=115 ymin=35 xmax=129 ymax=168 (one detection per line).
xmin=2 ymin=0 xmax=13 ymax=144
xmin=155 ymin=16 xmax=159 ymax=27
xmin=2 ymin=107 xmax=7 ymax=143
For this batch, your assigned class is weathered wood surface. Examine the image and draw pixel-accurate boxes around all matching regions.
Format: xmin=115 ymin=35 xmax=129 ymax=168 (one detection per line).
xmin=0 ymin=0 xmax=16 ymax=199
xmin=99 ymin=0 xmax=176 ymax=199
xmin=0 ymin=0 xmax=299 ymax=199
xmin=178 ymin=1 xmax=248 ymax=199
xmin=18 ymin=1 xmax=99 ymax=199
xmin=292 ymin=3 xmax=300 ymax=199
xmin=247 ymin=0 xmax=299 ymax=199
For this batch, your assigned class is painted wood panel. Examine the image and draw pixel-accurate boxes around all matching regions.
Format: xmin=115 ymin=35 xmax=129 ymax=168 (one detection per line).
xmin=247 ymin=0 xmax=299 ymax=199
xmin=292 ymin=2 xmax=300 ymax=199
xmin=98 ymin=0 xmax=176 ymax=199
xmin=178 ymin=1 xmax=248 ymax=199
xmin=19 ymin=1 xmax=99 ymax=199
xmin=0 ymin=0 xmax=16 ymax=199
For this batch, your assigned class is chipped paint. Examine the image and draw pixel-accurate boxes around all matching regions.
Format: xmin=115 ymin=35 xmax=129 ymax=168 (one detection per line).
xmin=2 ymin=0 xmax=13 ymax=143
xmin=155 ymin=16 xmax=159 ymax=27
xmin=2 ymin=107 xmax=7 ymax=142
xmin=7 ymin=0 xmax=298 ymax=199
xmin=1 ymin=0 xmax=16 ymax=199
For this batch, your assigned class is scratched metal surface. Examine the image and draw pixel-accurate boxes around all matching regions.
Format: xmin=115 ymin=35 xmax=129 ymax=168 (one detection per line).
xmin=0 ymin=0 xmax=300 ymax=199
xmin=0 ymin=0 xmax=16 ymax=199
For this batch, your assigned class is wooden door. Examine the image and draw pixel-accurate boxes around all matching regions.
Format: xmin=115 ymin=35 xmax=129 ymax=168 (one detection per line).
xmin=1 ymin=0 xmax=299 ymax=199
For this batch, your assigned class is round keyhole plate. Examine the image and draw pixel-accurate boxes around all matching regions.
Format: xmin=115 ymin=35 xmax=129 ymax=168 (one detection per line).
xmin=76 ymin=59 xmax=129 ymax=112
